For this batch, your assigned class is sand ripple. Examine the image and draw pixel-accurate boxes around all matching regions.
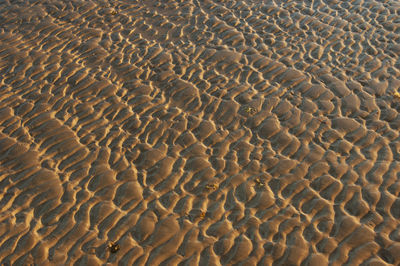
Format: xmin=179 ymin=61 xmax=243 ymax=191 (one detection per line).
xmin=0 ymin=0 xmax=400 ymax=265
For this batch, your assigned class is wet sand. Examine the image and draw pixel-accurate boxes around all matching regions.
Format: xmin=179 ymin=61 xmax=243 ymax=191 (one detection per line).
xmin=0 ymin=0 xmax=400 ymax=265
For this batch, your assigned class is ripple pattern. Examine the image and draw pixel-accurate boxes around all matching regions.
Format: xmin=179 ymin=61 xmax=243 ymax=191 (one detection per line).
xmin=0 ymin=0 xmax=400 ymax=265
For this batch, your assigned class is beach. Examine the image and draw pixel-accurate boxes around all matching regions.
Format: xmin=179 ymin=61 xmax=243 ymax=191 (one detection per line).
xmin=0 ymin=0 xmax=399 ymax=265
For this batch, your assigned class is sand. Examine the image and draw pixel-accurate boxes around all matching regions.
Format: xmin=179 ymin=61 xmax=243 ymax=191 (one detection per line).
xmin=0 ymin=0 xmax=399 ymax=265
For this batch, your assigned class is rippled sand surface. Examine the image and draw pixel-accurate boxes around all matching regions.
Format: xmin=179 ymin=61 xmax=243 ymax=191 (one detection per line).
xmin=1 ymin=0 xmax=400 ymax=265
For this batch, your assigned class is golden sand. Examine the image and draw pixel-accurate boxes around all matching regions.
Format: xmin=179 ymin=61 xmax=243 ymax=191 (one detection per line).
xmin=0 ymin=0 xmax=400 ymax=265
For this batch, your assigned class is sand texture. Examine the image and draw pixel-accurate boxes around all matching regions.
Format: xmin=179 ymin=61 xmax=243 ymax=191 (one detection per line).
xmin=0 ymin=0 xmax=400 ymax=265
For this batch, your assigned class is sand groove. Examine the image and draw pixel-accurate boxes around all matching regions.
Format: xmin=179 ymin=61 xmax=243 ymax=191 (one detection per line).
xmin=0 ymin=0 xmax=400 ymax=265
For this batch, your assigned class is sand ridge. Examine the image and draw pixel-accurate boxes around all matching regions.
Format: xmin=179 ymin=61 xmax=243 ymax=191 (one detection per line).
xmin=0 ymin=0 xmax=400 ymax=265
